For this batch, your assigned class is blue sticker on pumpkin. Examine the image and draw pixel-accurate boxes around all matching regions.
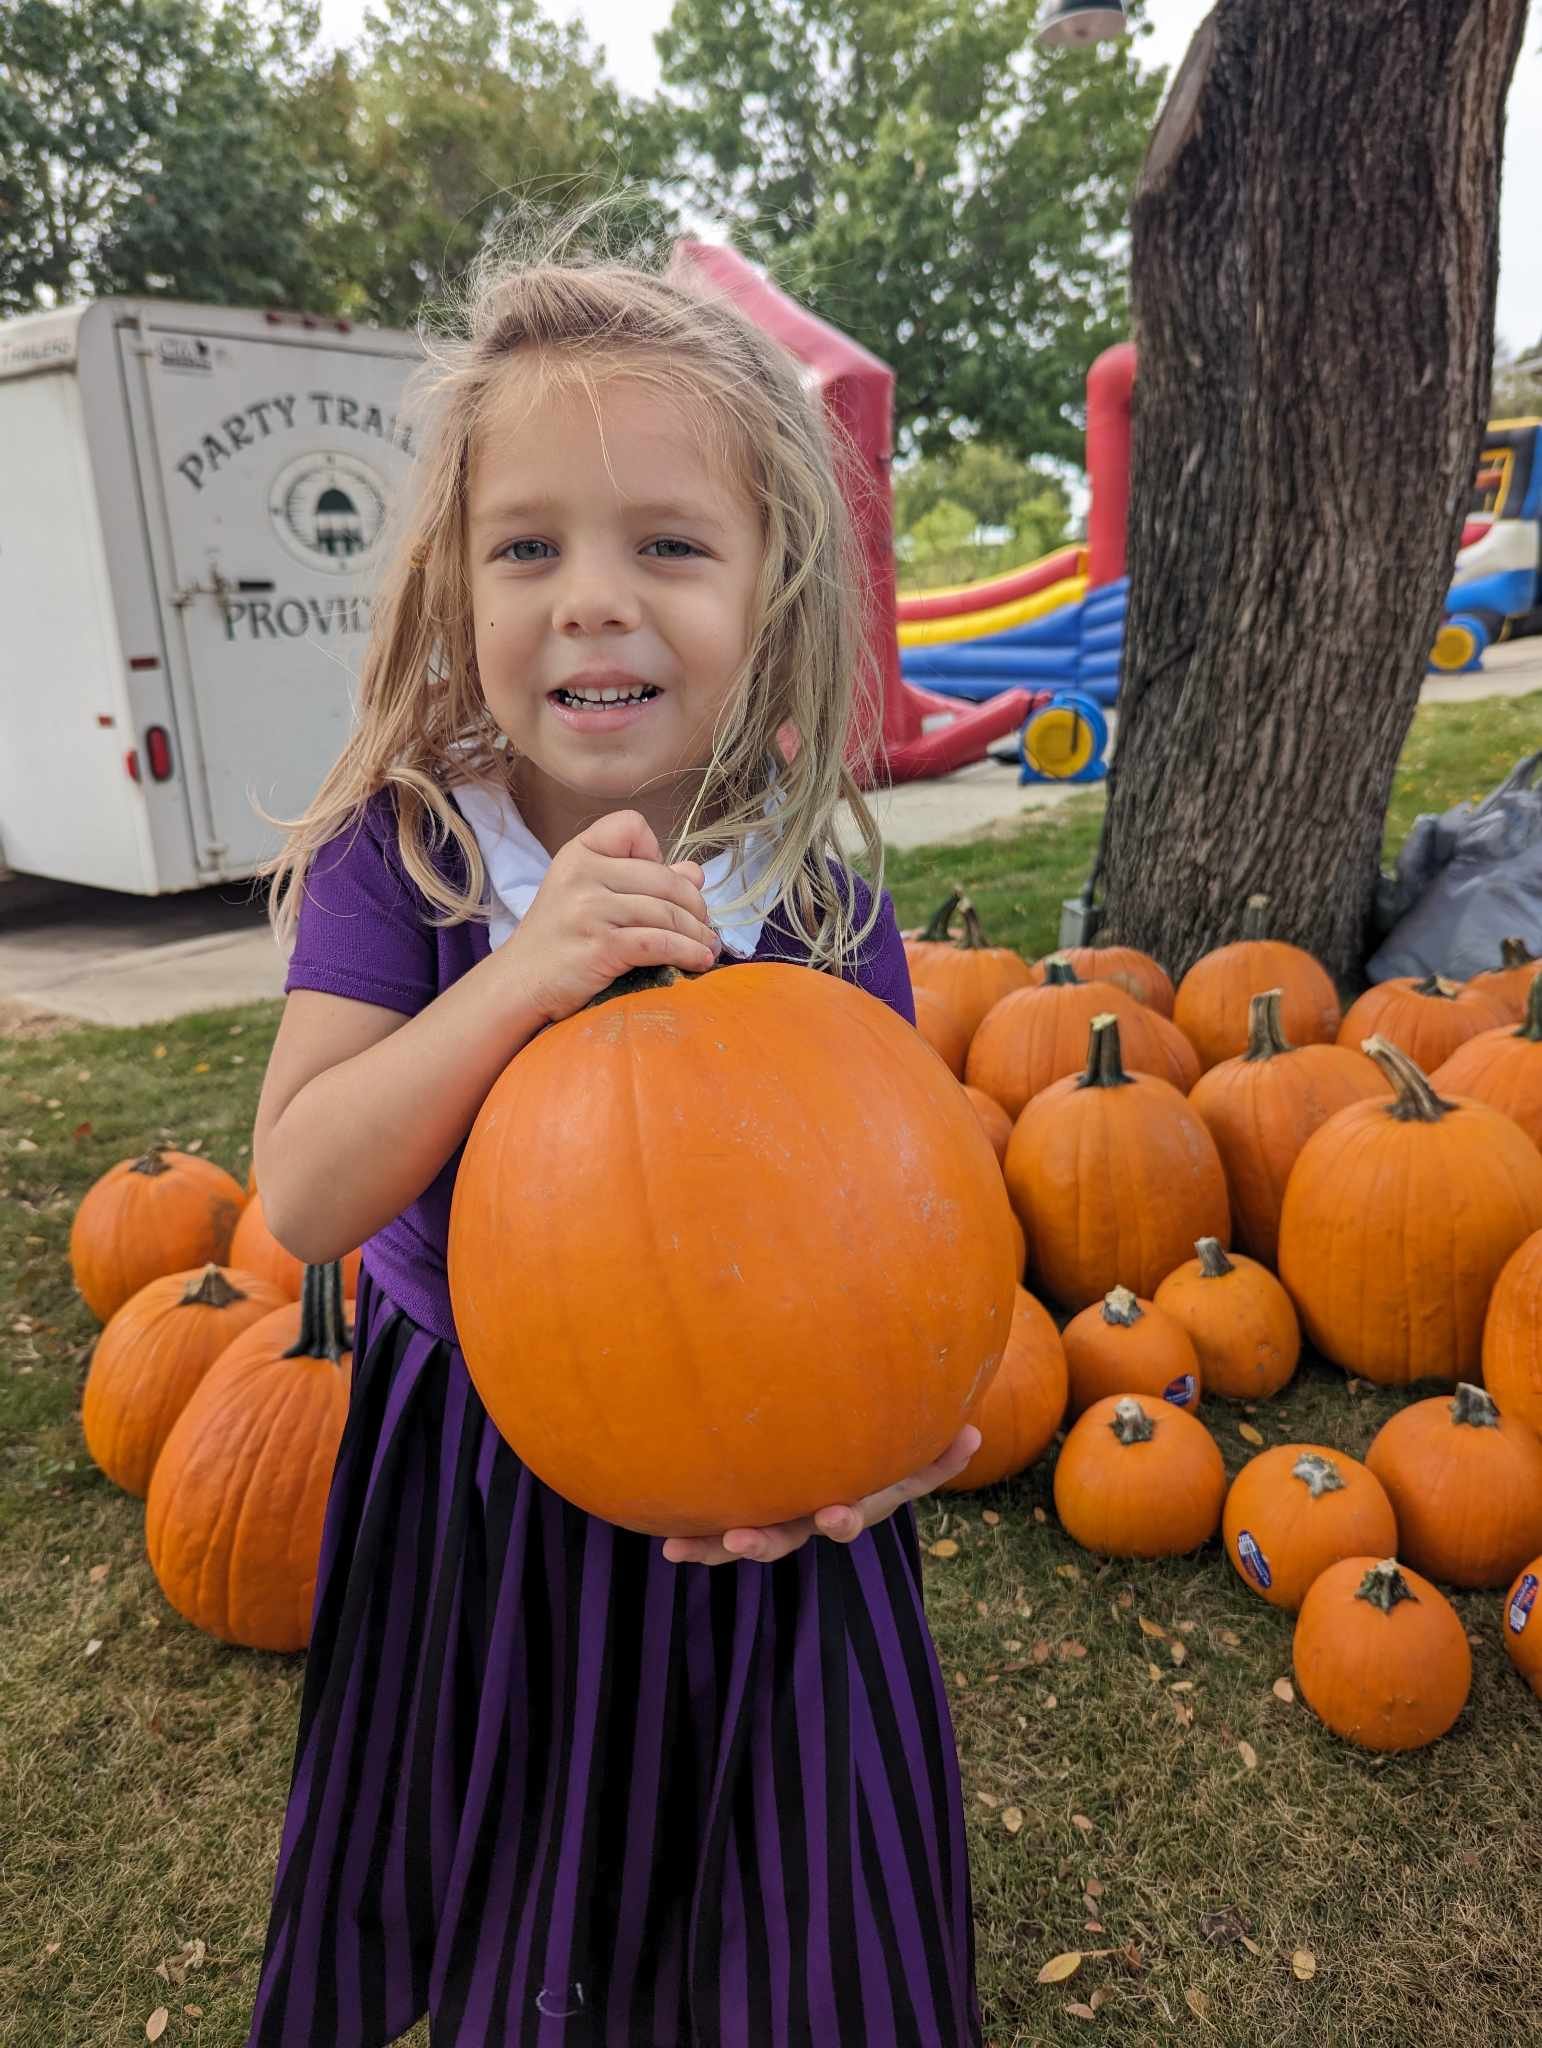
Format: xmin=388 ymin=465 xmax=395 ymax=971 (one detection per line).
xmin=1508 ymin=1572 xmax=1538 ymax=1636
xmin=1162 ymin=1373 xmax=1197 ymax=1407
xmin=1236 ymin=1530 xmax=1272 ymax=1589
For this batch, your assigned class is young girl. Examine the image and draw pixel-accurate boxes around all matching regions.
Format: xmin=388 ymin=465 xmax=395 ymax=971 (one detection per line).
xmin=246 ymin=233 xmax=984 ymax=2048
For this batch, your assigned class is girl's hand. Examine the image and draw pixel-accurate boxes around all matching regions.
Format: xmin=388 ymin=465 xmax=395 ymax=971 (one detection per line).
xmin=505 ymin=809 xmax=722 ymax=1026
xmin=659 ymin=1425 xmax=983 ymax=1567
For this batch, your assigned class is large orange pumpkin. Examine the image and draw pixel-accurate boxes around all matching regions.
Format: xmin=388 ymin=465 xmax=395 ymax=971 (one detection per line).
xmin=1222 ymin=1444 xmax=1398 ymax=1611
xmin=145 ymin=1263 xmax=353 ymax=1651
xmin=1430 ymin=971 xmax=1542 ymax=1149
xmin=964 ymin=961 xmax=1192 ymax=1120
xmin=1172 ymin=896 xmax=1340 ymax=1072
xmin=1052 ymin=1394 xmax=1225 ymax=1558
xmin=1004 ymin=1014 xmax=1230 ymax=1309
xmin=1152 ymin=1237 xmax=1300 ymax=1400
xmin=1483 ymin=1229 xmax=1542 ymax=1435
xmin=69 ymin=1148 xmax=246 ymax=1323
xmin=1364 ymin=1382 xmax=1542 ymax=1590
xmin=1026 ymin=944 xmax=1174 ymax=1016
xmin=447 ymin=963 xmax=1017 ymax=1536
xmin=1060 ymin=1287 xmax=1201 ymax=1418
xmin=912 ymin=987 xmax=970 ymax=1079
xmin=1277 ymin=1037 xmax=1542 ymax=1384
xmin=1470 ymin=939 xmax=1541 ymax=1025
xmin=1337 ymin=973 xmax=1509 ymax=1070
xmin=1293 ymin=1557 xmax=1471 ymax=1752
xmin=904 ymin=898 xmax=1033 ymax=1045
xmin=940 ymin=1287 xmax=1068 ymax=1492
xmin=81 ymin=1264 xmax=290 ymax=1496
xmin=1502 ymin=1555 xmax=1542 ymax=1699
xmin=1188 ymin=990 xmax=1390 ymax=1264
xmin=962 ymin=1085 xmax=1013 ymax=1164
xmin=228 ymin=1191 xmax=363 ymax=1303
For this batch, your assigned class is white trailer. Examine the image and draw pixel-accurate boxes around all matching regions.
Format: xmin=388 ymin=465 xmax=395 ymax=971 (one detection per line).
xmin=0 ymin=299 xmax=423 ymax=893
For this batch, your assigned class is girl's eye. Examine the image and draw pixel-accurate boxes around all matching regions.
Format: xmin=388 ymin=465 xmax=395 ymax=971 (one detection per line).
xmin=644 ymin=537 xmax=704 ymax=559
xmin=503 ymin=538 xmax=555 ymax=563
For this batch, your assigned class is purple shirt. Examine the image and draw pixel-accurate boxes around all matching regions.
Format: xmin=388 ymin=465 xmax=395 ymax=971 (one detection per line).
xmin=283 ymin=787 xmax=915 ymax=1345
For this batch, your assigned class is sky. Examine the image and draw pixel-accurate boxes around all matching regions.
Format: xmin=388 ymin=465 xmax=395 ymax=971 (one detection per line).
xmin=316 ymin=0 xmax=1542 ymax=358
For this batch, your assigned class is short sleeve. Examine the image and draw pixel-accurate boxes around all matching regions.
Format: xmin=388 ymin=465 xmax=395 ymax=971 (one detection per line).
xmin=841 ymin=873 xmax=915 ymax=1026
xmin=283 ymin=790 xmax=439 ymax=1017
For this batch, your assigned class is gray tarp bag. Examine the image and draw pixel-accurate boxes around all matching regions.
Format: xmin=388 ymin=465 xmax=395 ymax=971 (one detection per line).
xmin=1367 ymin=748 xmax=1542 ymax=983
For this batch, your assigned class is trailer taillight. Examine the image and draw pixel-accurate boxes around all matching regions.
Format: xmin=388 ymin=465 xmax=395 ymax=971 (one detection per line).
xmin=125 ymin=750 xmax=141 ymax=783
xmin=145 ymin=726 xmax=174 ymax=781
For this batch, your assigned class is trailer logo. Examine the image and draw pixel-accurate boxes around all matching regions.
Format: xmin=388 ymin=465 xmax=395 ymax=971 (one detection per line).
xmin=270 ymin=451 xmax=389 ymax=574
xmin=158 ymin=336 xmax=213 ymax=374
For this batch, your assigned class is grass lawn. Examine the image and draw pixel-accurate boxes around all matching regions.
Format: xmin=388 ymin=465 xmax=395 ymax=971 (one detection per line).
xmin=3 ymin=692 xmax=1540 ymax=2045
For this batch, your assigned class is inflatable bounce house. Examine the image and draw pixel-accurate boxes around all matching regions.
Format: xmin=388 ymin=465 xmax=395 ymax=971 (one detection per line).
xmin=1429 ymin=418 xmax=1542 ymax=673
xmin=670 ymin=240 xmax=1126 ymax=788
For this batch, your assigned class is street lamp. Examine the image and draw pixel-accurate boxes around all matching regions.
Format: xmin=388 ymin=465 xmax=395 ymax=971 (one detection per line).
xmin=1037 ymin=0 xmax=1129 ymax=49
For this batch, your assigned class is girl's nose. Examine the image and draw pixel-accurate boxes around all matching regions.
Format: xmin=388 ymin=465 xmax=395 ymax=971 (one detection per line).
xmin=553 ymin=562 xmax=642 ymax=637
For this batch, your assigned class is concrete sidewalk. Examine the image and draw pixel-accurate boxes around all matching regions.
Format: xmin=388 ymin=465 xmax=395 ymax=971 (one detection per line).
xmin=4 ymin=652 xmax=1538 ymax=1035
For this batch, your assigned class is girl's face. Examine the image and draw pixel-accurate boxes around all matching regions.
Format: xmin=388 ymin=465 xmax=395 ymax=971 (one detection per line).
xmin=466 ymin=370 xmax=764 ymax=846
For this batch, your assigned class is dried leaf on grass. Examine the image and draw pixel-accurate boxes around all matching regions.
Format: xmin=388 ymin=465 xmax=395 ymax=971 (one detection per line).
xmin=1003 ymin=1807 xmax=1025 ymax=1834
xmin=88 ymin=1563 xmax=110 ymax=1584
xmin=1055 ymin=1563 xmax=1081 ymax=1580
xmin=1071 ymin=1813 xmax=1094 ymax=1834
xmin=1037 ymin=1951 xmax=1083 ymax=1984
xmin=1138 ymin=1617 xmax=1168 ymax=1640
xmin=1185 ymin=1986 xmax=1211 ymax=2018
xmin=146 ymin=2012 xmax=169 ymax=2043
xmin=1198 ymin=1908 xmax=1252 ymax=1947
xmin=1217 ymin=1628 xmax=1241 ymax=1647
xmin=1238 ymin=1423 xmax=1265 ymax=1446
xmin=929 ymin=1540 xmax=960 ymax=1559
xmin=1169 ymin=1641 xmax=1187 ymax=1665
xmin=981 ymin=1509 xmax=1001 ymax=1527
xmin=1292 ymin=1948 xmax=1317 ymax=1981
xmin=1084 ymin=1876 xmax=1104 ymax=1898
xmin=84 ymin=1639 xmax=102 ymax=1659
xmin=1272 ymin=1678 xmax=1295 ymax=1703
xmin=1065 ymin=2001 xmax=1097 ymax=2021
xmin=1238 ymin=1740 xmax=1258 ymax=1770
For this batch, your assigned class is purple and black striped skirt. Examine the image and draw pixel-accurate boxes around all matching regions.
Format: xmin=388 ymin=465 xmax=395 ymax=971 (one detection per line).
xmin=247 ymin=1266 xmax=983 ymax=2047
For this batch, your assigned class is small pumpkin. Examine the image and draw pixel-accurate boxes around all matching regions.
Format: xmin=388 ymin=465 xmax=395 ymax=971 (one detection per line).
xmin=901 ymin=889 xmax=963 ymax=971
xmin=1006 ymin=1203 xmax=1028 ymax=1283
xmin=1004 ymin=1014 xmax=1230 ymax=1310
xmin=966 ymin=960 xmax=1194 ymax=1119
xmin=1483 ymin=1229 xmax=1542 ymax=1435
xmin=145 ymin=1263 xmax=354 ymax=1651
xmin=1172 ymin=895 xmax=1340 ymax=1072
xmin=1060 ymin=1286 xmax=1202 ymax=1418
xmin=1337 ymin=972 xmax=1510 ymax=1070
xmin=1027 ymin=944 xmax=1175 ymax=1016
xmin=1222 ymin=1444 xmax=1398 ymax=1611
xmin=1153 ymin=1237 xmax=1300 ymax=1400
xmin=913 ymin=986 xmax=970 ymax=1078
xmin=1430 ymin=970 xmax=1542 ymax=1149
xmin=1277 ymin=1037 xmax=1542 ymax=1384
xmin=81 ymin=1264 xmax=291 ymax=1497
xmin=941 ymin=1288 xmax=1068 ymax=1492
xmin=904 ymin=897 xmax=1034 ymax=1046
xmin=1292 ymin=1557 xmax=1471 ymax=1751
xmin=69 ymin=1147 xmax=246 ymax=1323
xmin=1502 ymin=1554 xmax=1542 ymax=1699
xmin=962 ymin=1084 xmax=1013 ymax=1164
xmin=1471 ymin=937 xmax=1541 ymax=1024
xmin=1364 ymin=1382 xmax=1542 ymax=1590
xmin=1052 ymin=1393 xmax=1226 ymax=1558
xmin=1188 ymin=990 xmax=1390 ymax=1264
xmin=228 ymin=1190 xmax=363 ymax=1304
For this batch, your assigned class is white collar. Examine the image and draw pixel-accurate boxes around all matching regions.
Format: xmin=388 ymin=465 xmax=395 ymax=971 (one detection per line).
xmin=450 ymin=779 xmax=782 ymax=958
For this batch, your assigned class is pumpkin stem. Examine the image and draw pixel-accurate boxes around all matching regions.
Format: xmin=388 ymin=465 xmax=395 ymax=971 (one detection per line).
xmin=130 ymin=1148 xmax=173 ymax=1178
xmin=1109 ymin=1396 xmax=1157 ymax=1445
xmin=1077 ymin=1013 xmax=1132 ymax=1090
xmin=1043 ymin=955 xmax=1082 ymax=987
xmin=1291 ymin=1451 xmax=1346 ymax=1498
xmin=1361 ymin=1035 xmax=1455 ymax=1122
xmin=1194 ymin=1237 xmax=1233 ymax=1279
xmin=1243 ymin=989 xmax=1293 ymax=1061
xmin=1449 ymin=1382 xmax=1501 ymax=1430
xmin=1520 ymin=971 xmax=1542 ymax=1043
xmin=585 ymin=965 xmax=682 ymax=1010
xmin=1100 ymin=1286 xmax=1144 ymax=1326
xmin=955 ymin=898 xmax=996 ymax=952
xmin=1240 ymin=894 xmax=1272 ymax=941
xmin=1499 ymin=936 xmax=1535 ymax=969
xmin=179 ymin=1264 xmax=246 ymax=1310
xmin=919 ymin=890 xmax=963 ymax=943
xmin=1354 ymin=1559 xmax=1417 ymax=1614
xmin=282 ymin=1261 xmax=352 ymax=1367
xmin=1411 ymin=972 xmax=1462 ymax=1001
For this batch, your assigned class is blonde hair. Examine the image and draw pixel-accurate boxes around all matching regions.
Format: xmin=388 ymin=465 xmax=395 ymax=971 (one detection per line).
xmin=259 ymin=205 xmax=888 ymax=973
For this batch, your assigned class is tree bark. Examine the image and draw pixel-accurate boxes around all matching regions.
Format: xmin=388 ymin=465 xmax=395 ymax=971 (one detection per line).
xmin=1096 ymin=0 xmax=1530 ymax=989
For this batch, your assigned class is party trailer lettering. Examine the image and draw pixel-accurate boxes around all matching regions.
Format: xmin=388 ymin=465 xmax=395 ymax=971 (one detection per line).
xmin=176 ymin=392 xmax=415 ymax=490
xmin=223 ymin=593 xmax=374 ymax=641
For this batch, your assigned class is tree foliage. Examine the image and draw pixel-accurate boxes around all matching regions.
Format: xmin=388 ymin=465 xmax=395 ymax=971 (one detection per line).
xmin=656 ymin=0 xmax=1165 ymax=463
xmin=894 ymin=440 xmax=1070 ymax=588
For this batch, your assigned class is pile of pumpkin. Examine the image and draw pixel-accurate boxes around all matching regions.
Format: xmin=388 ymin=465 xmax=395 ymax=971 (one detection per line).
xmin=69 ymin=1161 xmax=364 ymax=1652
xmin=908 ymin=894 xmax=1542 ymax=1750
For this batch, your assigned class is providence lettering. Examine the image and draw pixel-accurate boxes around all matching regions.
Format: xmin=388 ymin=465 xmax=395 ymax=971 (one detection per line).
xmin=222 ymin=593 xmax=374 ymax=641
xmin=177 ymin=392 xmax=415 ymax=490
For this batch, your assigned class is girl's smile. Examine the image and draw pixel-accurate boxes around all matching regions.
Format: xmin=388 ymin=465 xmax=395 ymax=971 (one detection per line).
xmin=466 ymin=373 xmax=764 ymax=851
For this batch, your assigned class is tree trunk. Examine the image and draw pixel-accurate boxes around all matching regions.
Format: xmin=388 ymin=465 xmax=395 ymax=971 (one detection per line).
xmin=1096 ymin=0 xmax=1529 ymax=989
